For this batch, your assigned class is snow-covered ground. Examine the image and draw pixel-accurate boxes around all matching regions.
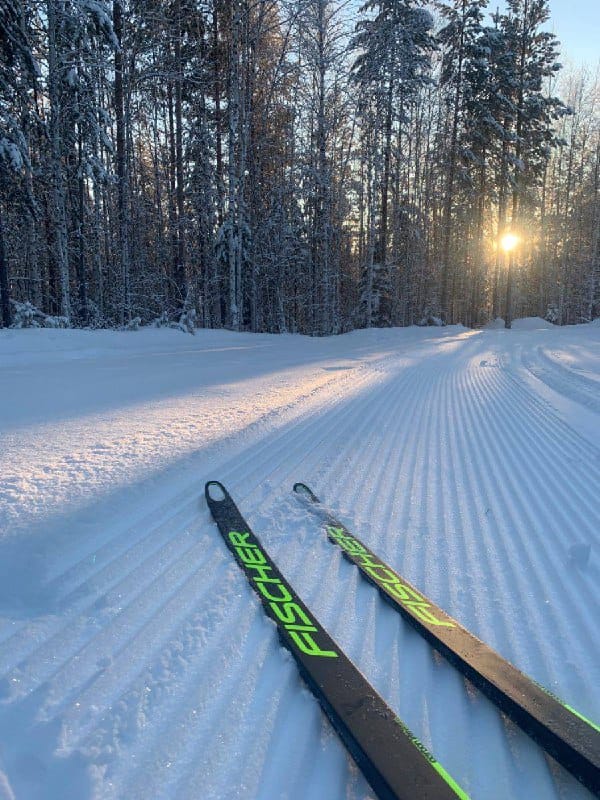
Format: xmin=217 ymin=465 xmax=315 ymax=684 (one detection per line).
xmin=0 ymin=321 xmax=598 ymax=800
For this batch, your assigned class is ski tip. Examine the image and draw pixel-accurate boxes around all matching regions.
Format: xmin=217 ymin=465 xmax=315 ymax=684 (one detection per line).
xmin=205 ymin=481 xmax=228 ymax=504
xmin=293 ymin=483 xmax=320 ymax=503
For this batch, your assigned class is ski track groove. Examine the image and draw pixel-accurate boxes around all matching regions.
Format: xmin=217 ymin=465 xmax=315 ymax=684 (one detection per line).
xmin=170 ymin=631 xmax=279 ymax=800
xmin=467 ymin=366 xmax=598 ymax=694
xmin=279 ymin=347 xmax=515 ymax=795
xmin=522 ymin=345 xmax=600 ymax=412
xmin=352 ymin=367 xmax=431 ymax=560
xmin=493 ymin=381 xmax=600 ymax=560
xmin=411 ymin=371 xmax=440 ymax=595
xmin=475 ymin=366 xmax=599 ymax=631
xmin=505 ymin=350 xmax=600 ymax=466
xmin=305 ymin=358 xmax=423 ymax=520
xmin=466 ymin=367 xmax=579 ymax=669
xmin=490 ymin=363 xmax=600 ymax=525
xmin=101 ymin=591 xmax=263 ymax=799
xmin=82 ymin=365 xmax=395 ymax=798
xmin=3 ymin=525 xmax=212 ymax=692
xmin=48 ymin=544 xmax=228 ymax=730
xmin=252 ymin=670 xmax=327 ymax=797
xmin=3 ymin=330 xmax=599 ymax=800
xmin=0 ymin=358 xmax=386 ymax=688
xmin=0 ymin=519 xmax=203 ymax=681
xmin=451 ymin=368 xmax=518 ymax=654
xmin=443 ymin=371 xmax=483 ymax=626
xmin=0 ymin=498 xmax=198 ymax=652
xmin=450 ymin=367 xmax=572 ymax=795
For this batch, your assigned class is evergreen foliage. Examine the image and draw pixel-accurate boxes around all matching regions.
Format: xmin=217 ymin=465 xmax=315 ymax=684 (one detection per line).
xmin=0 ymin=0 xmax=598 ymax=332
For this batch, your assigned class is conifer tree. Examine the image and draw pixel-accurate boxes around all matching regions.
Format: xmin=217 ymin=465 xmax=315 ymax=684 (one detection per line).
xmin=352 ymin=0 xmax=433 ymax=326
xmin=0 ymin=0 xmax=39 ymax=327
xmin=499 ymin=0 xmax=568 ymax=326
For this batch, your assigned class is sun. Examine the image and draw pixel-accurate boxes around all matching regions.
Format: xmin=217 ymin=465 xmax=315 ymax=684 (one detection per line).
xmin=500 ymin=232 xmax=519 ymax=253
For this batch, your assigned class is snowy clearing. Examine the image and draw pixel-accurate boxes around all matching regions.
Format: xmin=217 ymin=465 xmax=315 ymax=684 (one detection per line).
xmin=0 ymin=322 xmax=599 ymax=800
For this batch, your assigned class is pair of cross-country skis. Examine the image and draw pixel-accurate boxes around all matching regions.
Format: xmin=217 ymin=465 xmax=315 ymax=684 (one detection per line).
xmin=205 ymin=481 xmax=600 ymax=800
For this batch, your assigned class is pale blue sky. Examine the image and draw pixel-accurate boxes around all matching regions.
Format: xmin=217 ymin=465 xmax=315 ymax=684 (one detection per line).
xmin=487 ymin=1 xmax=598 ymax=67
xmin=542 ymin=0 xmax=598 ymax=67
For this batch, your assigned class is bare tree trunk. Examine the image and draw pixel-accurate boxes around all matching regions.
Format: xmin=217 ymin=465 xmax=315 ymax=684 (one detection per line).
xmin=440 ymin=9 xmax=466 ymax=324
xmin=538 ymin=161 xmax=548 ymax=317
xmin=48 ymin=0 xmax=70 ymax=321
xmin=365 ymin=141 xmax=376 ymax=327
xmin=167 ymin=83 xmax=179 ymax=307
xmin=0 ymin=207 xmax=11 ymax=327
xmin=227 ymin=0 xmax=241 ymax=329
xmin=174 ymin=0 xmax=187 ymax=307
xmin=213 ymin=3 xmax=225 ymax=228
xmin=470 ymin=155 xmax=486 ymax=325
xmin=114 ymin=0 xmax=130 ymax=324
xmin=315 ymin=0 xmax=330 ymax=334
xmin=377 ymin=76 xmax=394 ymax=268
xmin=589 ymin=138 xmax=600 ymax=319
xmin=76 ymin=131 xmax=88 ymax=323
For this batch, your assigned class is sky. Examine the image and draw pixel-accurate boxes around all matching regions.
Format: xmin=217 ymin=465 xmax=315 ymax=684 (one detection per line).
xmin=542 ymin=0 xmax=599 ymax=67
xmin=484 ymin=1 xmax=599 ymax=69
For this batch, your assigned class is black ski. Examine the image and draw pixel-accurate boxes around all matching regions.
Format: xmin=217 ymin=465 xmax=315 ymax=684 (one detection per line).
xmin=205 ymin=481 xmax=469 ymax=800
xmin=293 ymin=482 xmax=600 ymax=795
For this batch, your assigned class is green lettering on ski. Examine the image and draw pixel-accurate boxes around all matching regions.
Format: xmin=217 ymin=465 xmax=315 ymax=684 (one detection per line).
xmin=327 ymin=526 xmax=454 ymax=628
xmin=228 ymin=531 xmax=338 ymax=658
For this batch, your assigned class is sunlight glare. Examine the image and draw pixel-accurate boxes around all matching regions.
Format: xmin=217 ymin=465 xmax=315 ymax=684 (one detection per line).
xmin=500 ymin=232 xmax=519 ymax=253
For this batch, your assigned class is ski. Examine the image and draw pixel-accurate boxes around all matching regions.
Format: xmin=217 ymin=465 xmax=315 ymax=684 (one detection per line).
xmin=293 ymin=483 xmax=600 ymax=795
xmin=205 ymin=481 xmax=469 ymax=800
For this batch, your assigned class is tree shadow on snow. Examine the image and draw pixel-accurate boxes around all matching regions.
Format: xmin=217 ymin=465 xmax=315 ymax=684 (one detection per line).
xmin=0 ymin=537 xmax=59 ymax=618
xmin=0 ymin=682 xmax=92 ymax=799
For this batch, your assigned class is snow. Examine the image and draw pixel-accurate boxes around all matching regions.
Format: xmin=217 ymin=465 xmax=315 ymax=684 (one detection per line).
xmin=483 ymin=316 xmax=556 ymax=330
xmin=0 ymin=139 xmax=24 ymax=172
xmin=0 ymin=322 xmax=599 ymax=800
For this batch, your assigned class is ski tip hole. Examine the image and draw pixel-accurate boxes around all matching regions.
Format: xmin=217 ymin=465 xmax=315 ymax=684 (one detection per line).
xmin=206 ymin=482 xmax=227 ymax=502
xmin=293 ymin=483 xmax=317 ymax=501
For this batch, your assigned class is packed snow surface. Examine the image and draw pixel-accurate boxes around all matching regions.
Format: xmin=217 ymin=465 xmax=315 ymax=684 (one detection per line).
xmin=0 ymin=322 xmax=599 ymax=800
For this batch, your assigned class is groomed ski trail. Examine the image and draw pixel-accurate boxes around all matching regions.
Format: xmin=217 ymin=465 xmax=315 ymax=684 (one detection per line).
xmin=0 ymin=326 xmax=598 ymax=800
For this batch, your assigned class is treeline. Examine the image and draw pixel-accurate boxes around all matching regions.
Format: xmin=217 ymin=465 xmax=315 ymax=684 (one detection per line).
xmin=1 ymin=0 xmax=599 ymax=333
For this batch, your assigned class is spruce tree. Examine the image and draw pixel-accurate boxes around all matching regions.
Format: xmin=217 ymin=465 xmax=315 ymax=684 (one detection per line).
xmin=499 ymin=0 xmax=568 ymax=326
xmin=352 ymin=0 xmax=433 ymax=327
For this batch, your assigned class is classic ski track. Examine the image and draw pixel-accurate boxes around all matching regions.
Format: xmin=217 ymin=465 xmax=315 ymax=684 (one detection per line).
xmin=467 ymin=366 xmax=595 ymax=649
xmin=105 ymin=343 xmax=592 ymax=798
xmin=6 ymin=356 xmax=396 ymax=798
xmin=521 ymin=344 xmax=600 ymax=412
xmin=538 ymin=345 xmax=600 ymax=386
xmin=72 ymin=350 xmax=448 ymax=792
xmin=2 ymin=331 xmax=599 ymax=800
xmin=0 ymin=354 xmax=388 ymax=674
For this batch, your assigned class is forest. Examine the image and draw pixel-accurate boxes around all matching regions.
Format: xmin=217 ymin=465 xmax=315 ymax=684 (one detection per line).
xmin=1 ymin=0 xmax=599 ymax=334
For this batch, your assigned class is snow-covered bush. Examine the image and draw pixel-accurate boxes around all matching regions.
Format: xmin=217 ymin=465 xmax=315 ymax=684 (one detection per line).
xmin=124 ymin=316 xmax=142 ymax=331
xmin=417 ymin=309 xmax=444 ymax=327
xmin=177 ymin=305 xmax=196 ymax=335
xmin=151 ymin=301 xmax=197 ymax=335
xmin=10 ymin=301 xmax=69 ymax=329
xmin=152 ymin=311 xmax=171 ymax=328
